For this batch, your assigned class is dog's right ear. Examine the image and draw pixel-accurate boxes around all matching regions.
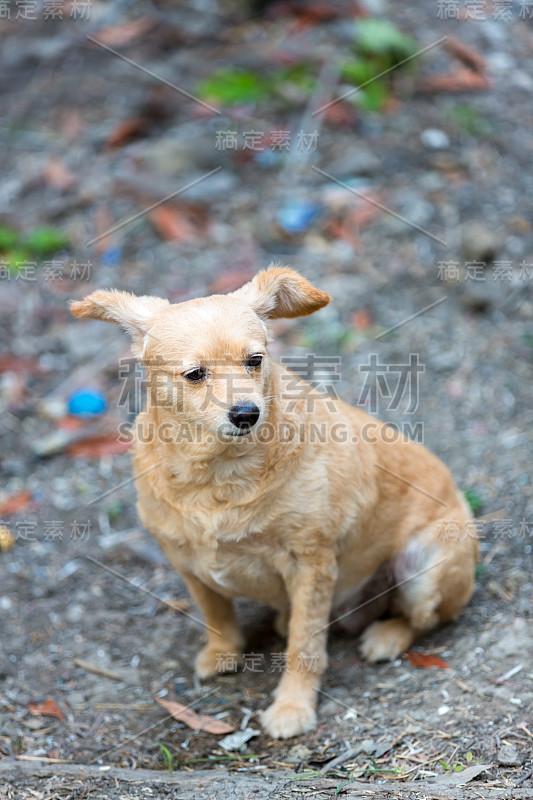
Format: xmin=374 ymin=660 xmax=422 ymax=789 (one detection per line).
xmin=70 ymin=290 xmax=169 ymax=356
xmin=232 ymin=266 xmax=331 ymax=320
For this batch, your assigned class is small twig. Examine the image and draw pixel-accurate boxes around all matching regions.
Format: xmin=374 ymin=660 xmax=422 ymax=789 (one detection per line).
xmin=73 ymin=658 xmax=124 ymax=682
xmin=320 ymin=748 xmax=358 ymax=775
xmin=400 ymin=746 xmax=457 ymax=778
xmin=15 ymin=755 xmax=72 ymax=763
xmin=517 ymin=723 xmax=533 ymax=741
xmin=496 ymin=664 xmax=524 ymax=684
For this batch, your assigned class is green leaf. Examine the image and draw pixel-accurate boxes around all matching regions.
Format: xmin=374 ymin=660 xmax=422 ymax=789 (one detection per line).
xmin=272 ymin=63 xmax=316 ymax=94
xmin=158 ymin=742 xmax=173 ymax=773
xmin=475 ymin=564 xmax=487 ymax=579
xmin=449 ymin=104 xmax=492 ymax=136
xmin=288 ymin=769 xmax=324 ymax=781
xmin=453 ymin=763 xmax=465 ymax=771
xmin=521 ymin=333 xmax=533 ymax=351
xmin=107 ymin=500 xmax=123 ymax=523
xmin=466 ymin=752 xmax=473 ymax=762
xmin=0 ymin=225 xmax=19 ymax=252
xmin=196 ymin=68 xmax=270 ymax=105
xmin=24 ymin=226 xmax=69 ymax=256
xmin=356 ymin=19 xmax=418 ymax=63
xmin=463 ymin=488 xmax=483 ymax=515
xmin=440 ymin=760 xmax=450 ymax=770
xmin=359 ymin=81 xmax=389 ymax=111
xmin=7 ymin=249 xmax=33 ymax=275
xmin=341 ymin=58 xmax=377 ymax=85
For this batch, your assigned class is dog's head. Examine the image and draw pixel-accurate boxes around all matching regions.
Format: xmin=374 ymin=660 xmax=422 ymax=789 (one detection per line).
xmin=70 ymin=266 xmax=330 ymax=440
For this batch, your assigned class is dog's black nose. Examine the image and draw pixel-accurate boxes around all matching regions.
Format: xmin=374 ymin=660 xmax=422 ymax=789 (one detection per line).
xmin=228 ymin=401 xmax=260 ymax=429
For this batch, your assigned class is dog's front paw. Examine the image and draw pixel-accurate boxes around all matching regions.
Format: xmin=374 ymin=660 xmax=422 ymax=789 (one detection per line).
xmin=194 ymin=645 xmax=243 ymax=679
xmin=261 ymin=699 xmax=317 ymax=739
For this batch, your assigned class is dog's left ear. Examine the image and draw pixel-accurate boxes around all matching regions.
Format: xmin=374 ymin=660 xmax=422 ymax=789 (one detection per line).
xmin=70 ymin=289 xmax=169 ymax=357
xmin=232 ymin=266 xmax=331 ymax=320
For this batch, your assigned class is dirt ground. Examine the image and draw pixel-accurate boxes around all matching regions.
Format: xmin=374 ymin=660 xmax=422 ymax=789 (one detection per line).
xmin=1 ymin=0 xmax=532 ymax=798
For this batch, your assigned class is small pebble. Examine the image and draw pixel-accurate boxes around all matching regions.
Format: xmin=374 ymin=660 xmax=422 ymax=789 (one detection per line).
xmin=421 ymin=128 xmax=450 ymax=149
xmin=286 ymin=743 xmax=313 ymax=762
xmin=0 ymin=526 xmax=16 ymax=552
xmin=497 ymin=744 xmax=521 ymax=766
xmin=461 ymin=221 xmax=499 ymax=262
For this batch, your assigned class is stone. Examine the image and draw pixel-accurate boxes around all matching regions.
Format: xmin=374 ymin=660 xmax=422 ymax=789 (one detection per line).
xmin=489 ymin=618 xmax=532 ymax=659
xmin=497 ymin=744 xmax=521 ymax=766
xmin=461 ymin=221 xmax=499 ymax=262
xmin=218 ymin=728 xmax=260 ymax=751
xmin=286 ymin=744 xmax=313 ymax=763
xmin=374 ymin=740 xmax=393 ymax=757
xmin=326 ymin=144 xmax=381 ymax=176
xmin=421 ymin=128 xmax=450 ymax=149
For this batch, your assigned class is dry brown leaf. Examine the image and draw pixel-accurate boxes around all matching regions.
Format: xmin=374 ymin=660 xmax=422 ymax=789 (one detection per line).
xmin=350 ymin=309 xmax=372 ymax=330
xmin=266 ymin=1 xmax=352 ymax=23
xmin=57 ymin=416 xmax=89 ymax=431
xmin=43 ymin=157 xmax=76 ymax=191
xmin=90 ymin=17 xmax=154 ymax=48
xmin=91 ymin=206 xmax=115 ymax=254
xmin=406 ymin=650 xmax=450 ymax=669
xmin=67 ymin=435 xmax=132 ymax=459
xmin=28 ymin=698 xmax=65 ymax=721
xmin=0 ymin=490 xmax=33 ymax=517
xmin=155 ymin=697 xmax=236 ymax=734
xmin=148 ymin=206 xmax=199 ymax=242
xmin=345 ymin=198 xmax=382 ymax=229
xmin=0 ymin=354 xmax=42 ymax=375
xmin=106 ymin=117 xmax=150 ymax=149
xmin=323 ymin=102 xmax=358 ymax=127
xmin=419 ymin=68 xmax=491 ymax=93
xmin=444 ymin=36 xmax=487 ymax=74
xmin=209 ymin=269 xmax=254 ymax=294
xmin=326 ymin=219 xmax=361 ymax=248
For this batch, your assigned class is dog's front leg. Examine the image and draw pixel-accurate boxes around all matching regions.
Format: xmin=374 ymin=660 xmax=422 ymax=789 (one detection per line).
xmin=261 ymin=554 xmax=337 ymax=739
xmin=183 ymin=572 xmax=244 ymax=679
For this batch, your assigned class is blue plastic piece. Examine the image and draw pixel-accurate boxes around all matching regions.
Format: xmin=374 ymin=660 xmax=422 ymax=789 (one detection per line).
xmin=68 ymin=388 xmax=107 ymax=418
xmin=276 ymin=199 xmax=321 ymax=235
xmin=101 ymin=246 xmax=122 ymax=266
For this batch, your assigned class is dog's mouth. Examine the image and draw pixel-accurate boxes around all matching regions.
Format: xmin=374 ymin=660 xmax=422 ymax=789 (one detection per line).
xmin=227 ymin=428 xmax=253 ymax=437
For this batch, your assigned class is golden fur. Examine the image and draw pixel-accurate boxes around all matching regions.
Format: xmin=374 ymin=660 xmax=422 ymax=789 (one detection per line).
xmin=71 ymin=266 xmax=478 ymax=739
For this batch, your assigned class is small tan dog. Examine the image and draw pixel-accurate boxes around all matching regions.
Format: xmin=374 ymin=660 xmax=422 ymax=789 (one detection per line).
xmin=71 ymin=267 xmax=478 ymax=739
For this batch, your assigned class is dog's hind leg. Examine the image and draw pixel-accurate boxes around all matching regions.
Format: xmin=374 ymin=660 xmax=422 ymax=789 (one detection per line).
xmin=360 ymin=512 xmax=478 ymax=663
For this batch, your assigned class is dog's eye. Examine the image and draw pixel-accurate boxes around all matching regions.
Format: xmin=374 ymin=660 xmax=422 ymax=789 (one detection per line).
xmin=246 ymin=354 xmax=263 ymax=369
xmin=183 ymin=367 xmax=206 ymax=383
